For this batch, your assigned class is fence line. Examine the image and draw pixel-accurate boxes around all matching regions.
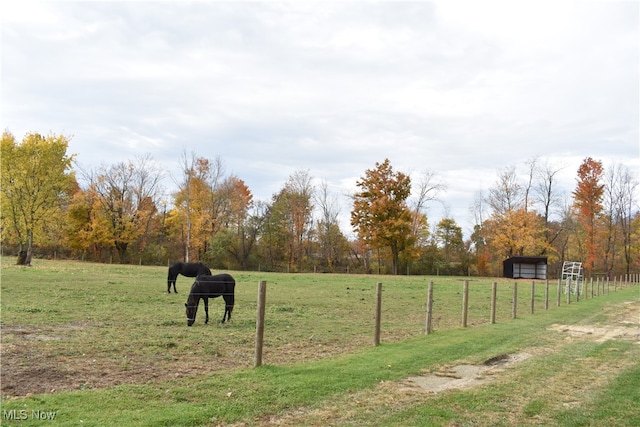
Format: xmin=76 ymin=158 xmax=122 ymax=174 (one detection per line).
xmin=252 ymin=274 xmax=638 ymax=366
xmin=438 ymin=274 xmax=638 ymax=336
xmin=427 ymin=274 xmax=637 ymax=337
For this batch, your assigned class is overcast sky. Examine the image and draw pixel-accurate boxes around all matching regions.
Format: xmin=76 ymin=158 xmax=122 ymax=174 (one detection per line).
xmin=2 ymin=1 xmax=638 ymax=238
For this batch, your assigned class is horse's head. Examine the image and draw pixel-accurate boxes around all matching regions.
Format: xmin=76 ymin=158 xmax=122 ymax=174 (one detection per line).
xmin=185 ymin=294 xmax=198 ymax=326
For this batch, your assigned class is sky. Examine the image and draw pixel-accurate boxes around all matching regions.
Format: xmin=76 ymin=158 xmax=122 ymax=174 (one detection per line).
xmin=2 ymin=1 xmax=639 ymax=238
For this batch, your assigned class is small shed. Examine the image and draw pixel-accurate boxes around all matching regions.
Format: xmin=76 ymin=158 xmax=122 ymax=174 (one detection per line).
xmin=503 ymin=256 xmax=547 ymax=280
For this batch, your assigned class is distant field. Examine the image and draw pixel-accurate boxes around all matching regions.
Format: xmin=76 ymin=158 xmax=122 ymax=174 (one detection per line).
xmin=1 ymin=258 xmax=638 ymax=426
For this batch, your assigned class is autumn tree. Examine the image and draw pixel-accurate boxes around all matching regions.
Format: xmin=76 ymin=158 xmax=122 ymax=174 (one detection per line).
xmin=602 ymin=163 xmax=638 ymax=275
xmin=263 ymin=170 xmax=314 ymax=272
xmin=315 ymin=180 xmax=349 ymax=272
xmin=1 ymin=131 xmax=76 ymax=265
xmin=409 ymin=169 xmax=444 ymax=238
xmin=214 ymin=175 xmax=254 ymax=229
xmin=534 ymin=160 xmax=564 ymax=226
xmin=484 ymin=208 xmax=550 ymax=259
xmin=481 ymin=163 xmax=559 ymax=274
xmin=469 ymin=190 xmax=491 ymax=275
xmin=533 ymin=160 xmax=565 ymax=254
xmin=170 ymin=153 xmax=226 ymax=261
xmin=351 ymin=159 xmax=413 ymax=275
xmin=86 ymin=155 xmax=164 ymax=263
xmin=616 ymin=166 xmax=638 ymax=275
xmin=207 ymin=176 xmax=256 ymax=269
xmin=572 ymin=157 xmax=604 ymax=272
xmin=486 ymin=165 xmax=522 ymax=215
xmin=65 ymin=183 xmax=107 ymax=259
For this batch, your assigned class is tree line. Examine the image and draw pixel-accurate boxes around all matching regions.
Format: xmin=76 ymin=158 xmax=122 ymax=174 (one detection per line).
xmin=2 ymin=131 xmax=638 ymax=277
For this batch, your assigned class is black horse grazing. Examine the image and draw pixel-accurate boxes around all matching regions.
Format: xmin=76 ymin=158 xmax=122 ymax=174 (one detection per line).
xmin=167 ymin=262 xmax=212 ymax=293
xmin=185 ymin=273 xmax=235 ymax=326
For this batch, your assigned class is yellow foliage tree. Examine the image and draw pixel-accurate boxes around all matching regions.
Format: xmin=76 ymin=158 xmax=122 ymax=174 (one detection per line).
xmin=484 ymin=208 xmax=553 ymax=261
xmin=1 ymin=131 xmax=76 ymax=265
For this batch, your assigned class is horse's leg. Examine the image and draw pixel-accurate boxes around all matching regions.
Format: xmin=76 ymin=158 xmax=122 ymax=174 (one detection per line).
xmin=168 ymin=269 xmax=178 ymax=293
xmin=203 ymin=297 xmax=209 ymax=324
xmin=222 ymin=295 xmax=233 ymax=323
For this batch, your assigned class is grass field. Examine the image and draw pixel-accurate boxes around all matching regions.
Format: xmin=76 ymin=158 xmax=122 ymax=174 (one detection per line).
xmin=1 ymin=258 xmax=638 ymax=426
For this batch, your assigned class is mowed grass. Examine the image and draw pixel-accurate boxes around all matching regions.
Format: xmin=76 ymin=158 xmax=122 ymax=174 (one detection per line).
xmin=1 ymin=258 xmax=638 ymax=426
xmin=1 ymin=257 xmax=557 ymax=370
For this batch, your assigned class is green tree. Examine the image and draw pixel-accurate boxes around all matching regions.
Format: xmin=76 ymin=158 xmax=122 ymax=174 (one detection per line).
xmin=351 ymin=159 xmax=413 ymax=275
xmin=1 ymin=131 xmax=76 ymax=265
xmin=435 ymin=217 xmax=465 ymax=273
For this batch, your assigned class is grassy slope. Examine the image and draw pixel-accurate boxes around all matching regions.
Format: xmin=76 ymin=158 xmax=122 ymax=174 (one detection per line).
xmin=1 ymin=259 xmax=638 ymax=426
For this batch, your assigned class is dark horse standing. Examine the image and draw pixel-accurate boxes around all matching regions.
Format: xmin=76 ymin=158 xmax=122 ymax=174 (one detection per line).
xmin=185 ymin=273 xmax=235 ymax=326
xmin=167 ymin=262 xmax=212 ymax=293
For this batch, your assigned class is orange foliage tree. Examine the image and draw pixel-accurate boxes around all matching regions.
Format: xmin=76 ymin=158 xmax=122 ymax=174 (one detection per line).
xmin=351 ymin=159 xmax=414 ymax=275
xmin=572 ymin=157 xmax=604 ymax=271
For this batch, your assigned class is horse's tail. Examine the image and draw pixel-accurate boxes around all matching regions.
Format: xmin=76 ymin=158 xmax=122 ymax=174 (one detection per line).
xmin=168 ymin=263 xmax=180 ymax=281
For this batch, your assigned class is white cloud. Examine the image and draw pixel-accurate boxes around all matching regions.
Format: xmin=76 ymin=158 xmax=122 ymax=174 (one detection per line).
xmin=1 ymin=1 xmax=637 ymax=237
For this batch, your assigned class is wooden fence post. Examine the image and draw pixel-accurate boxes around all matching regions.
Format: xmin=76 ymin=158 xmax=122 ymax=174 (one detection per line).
xmin=512 ymin=282 xmax=518 ymax=319
xmin=490 ymin=282 xmax=497 ymax=324
xmin=425 ymin=281 xmax=434 ymax=334
xmin=374 ymin=282 xmax=382 ymax=346
xmin=254 ymin=280 xmax=267 ymax=368
xmin=462 ymin=280 xmax=469 ymax=327
xmin=530 ymin=281 xmax=535 ymax=315
xmin=545 ymin=279 xmax=549 ymax=310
